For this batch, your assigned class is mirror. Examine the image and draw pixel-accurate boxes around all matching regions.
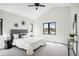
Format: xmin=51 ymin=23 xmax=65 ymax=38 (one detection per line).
xmin=29 ymin=24 xmax=33 ymax=32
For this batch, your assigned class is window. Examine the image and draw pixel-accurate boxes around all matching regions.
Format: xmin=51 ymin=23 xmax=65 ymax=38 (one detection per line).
xmin=43 ymin=22 xmax=56 ymax=35
xmin=0 ymin=19 xmax=3 ymax=35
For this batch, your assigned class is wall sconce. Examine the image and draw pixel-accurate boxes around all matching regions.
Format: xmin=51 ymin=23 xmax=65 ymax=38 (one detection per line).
xmin=22 ymin=21 xmax=25 ymax=25
xmin=14 ymin=23 xmax=18 ymax=27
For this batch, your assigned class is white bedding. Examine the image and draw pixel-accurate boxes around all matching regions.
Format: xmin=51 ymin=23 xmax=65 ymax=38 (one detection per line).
xmin=12 ymin=37 xmax=46 ymax=55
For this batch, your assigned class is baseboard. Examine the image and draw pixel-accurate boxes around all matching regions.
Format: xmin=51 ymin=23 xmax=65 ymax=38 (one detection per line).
xmin=0 ymin=48 xmax=4 ymax=50
xmin=46 ymin=41 xmax=67 ymax=46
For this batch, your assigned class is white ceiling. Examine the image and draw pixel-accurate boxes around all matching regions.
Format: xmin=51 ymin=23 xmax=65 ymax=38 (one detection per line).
xmin=0 ymin=3 xmax=71 ymax=20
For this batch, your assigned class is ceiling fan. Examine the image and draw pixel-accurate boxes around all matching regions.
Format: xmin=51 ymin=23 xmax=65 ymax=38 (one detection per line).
xmin=28 ymin=3 xmax=46 ymax=10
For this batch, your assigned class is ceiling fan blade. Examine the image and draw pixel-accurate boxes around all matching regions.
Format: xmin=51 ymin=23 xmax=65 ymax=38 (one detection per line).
xmin=39 ymin=5 xmax=45 ymax=7
xmin=28 ymin=5 xmax=35 ymax=7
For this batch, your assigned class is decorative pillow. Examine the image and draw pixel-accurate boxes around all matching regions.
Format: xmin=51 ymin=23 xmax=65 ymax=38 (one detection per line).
xmin=13 ymin=34 xmax=19 ymax=39
xmin=21 ymin=35 xmax=27 ymax=38
xmin=19 ymin=33 xmax=26 ymax=38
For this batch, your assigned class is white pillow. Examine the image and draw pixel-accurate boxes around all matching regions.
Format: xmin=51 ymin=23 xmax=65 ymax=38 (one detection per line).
xmin=13 ymin=34 xmax=19 ymax=39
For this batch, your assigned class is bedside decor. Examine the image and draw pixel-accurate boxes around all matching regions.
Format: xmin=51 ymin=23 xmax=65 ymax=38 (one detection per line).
xmin=70 ymin=34 xmax=74 ymax=37
xmin=69 ymin=33 xmax=75 ymax=41
xmin=3 ymin=34 xmax=10 ymax=40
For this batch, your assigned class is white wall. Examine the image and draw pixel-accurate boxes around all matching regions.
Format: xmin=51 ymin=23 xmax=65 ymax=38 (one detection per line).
xmin=0 ymin=10 xmax=33 ymax=34
xmin=34 ymin=7 xmax=71 ymax=44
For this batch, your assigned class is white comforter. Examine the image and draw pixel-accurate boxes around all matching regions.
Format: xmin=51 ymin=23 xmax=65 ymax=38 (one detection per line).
xmin=12 ymin=37 xmax=46 ymax=55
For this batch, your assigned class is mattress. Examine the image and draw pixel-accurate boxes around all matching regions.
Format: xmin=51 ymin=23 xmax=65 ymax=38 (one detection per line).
xmin=12 ymin=37 xmax=46 ymax=55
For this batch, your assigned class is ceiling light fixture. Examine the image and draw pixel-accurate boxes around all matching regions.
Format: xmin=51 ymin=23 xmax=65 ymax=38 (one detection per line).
xmin=28 ymin=3 xmax=46 ymax=10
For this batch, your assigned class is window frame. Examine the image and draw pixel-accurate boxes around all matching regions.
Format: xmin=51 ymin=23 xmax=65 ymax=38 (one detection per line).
xmin=43 ymin=22 xmax=56 ymax=35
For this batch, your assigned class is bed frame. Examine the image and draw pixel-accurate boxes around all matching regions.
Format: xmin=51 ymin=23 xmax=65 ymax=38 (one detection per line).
xmin=8 ymin=29 xmax=28 ymax=49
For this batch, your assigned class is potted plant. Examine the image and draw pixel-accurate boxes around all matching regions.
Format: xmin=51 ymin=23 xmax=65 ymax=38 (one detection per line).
xmin=69 ymin=33 xmax=75 ymax=41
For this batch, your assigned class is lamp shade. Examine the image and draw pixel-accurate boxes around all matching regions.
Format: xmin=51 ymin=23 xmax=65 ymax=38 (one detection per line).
xmin=3 ymin=33 xmax=10 ymax=40
xmin=3 ymin=34 xmax=10 ymax=37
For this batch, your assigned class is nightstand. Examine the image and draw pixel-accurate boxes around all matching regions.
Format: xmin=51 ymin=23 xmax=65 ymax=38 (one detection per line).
xmin=3 ymin=34 xmax=11 ymax=49
xmin=4 ymin=39 xmax=11 ymax=49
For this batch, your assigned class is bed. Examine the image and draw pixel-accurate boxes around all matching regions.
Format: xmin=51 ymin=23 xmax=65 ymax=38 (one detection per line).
xmin=10 ymin=29 xmax=46 ymax=55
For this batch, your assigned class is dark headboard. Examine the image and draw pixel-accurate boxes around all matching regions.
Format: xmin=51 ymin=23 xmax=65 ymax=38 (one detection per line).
xmin=10 ymin=29 xmax=28 ymax=39
xmin=9 ymin=29 xmax=28 ymax=48
xmin=10 ymin=29 xmax=28 ymax=35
